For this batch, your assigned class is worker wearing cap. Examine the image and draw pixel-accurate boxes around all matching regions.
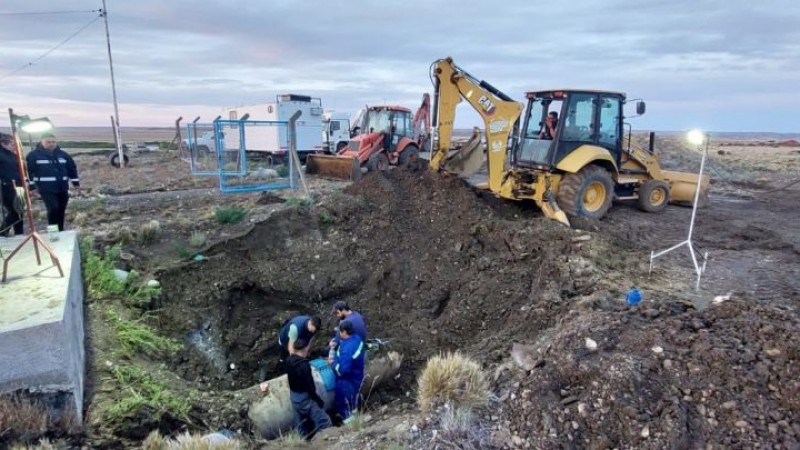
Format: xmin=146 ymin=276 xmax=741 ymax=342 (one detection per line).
xmin=332 ymin=320 xmax=365 ymax=423
xmin=278 ymin=315 xmax=322 ymax=364
xmin=329 ymin=301 xmax=367 ymax=361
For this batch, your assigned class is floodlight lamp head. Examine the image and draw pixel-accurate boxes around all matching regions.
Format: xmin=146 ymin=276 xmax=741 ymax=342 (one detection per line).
xmin=17 ymin=116 xmax=54 ymax=134
xmin=687 ymin=129 xmax=706 ymax=146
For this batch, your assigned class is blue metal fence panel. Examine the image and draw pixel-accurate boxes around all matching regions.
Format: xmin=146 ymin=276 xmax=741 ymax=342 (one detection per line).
xmin=215 ymin=120 xmax=299 ymax=194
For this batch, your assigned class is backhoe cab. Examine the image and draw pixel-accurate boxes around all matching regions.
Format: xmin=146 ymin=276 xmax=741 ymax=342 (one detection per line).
xmin=306 ymin=96 xmax=429 ymax=181
xmin=429 ymin=57 xmax=709 ymax=226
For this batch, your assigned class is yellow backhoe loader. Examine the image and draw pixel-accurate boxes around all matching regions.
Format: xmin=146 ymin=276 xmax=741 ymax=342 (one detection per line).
xmin=429 ymin=57 xmax=709 ymax=226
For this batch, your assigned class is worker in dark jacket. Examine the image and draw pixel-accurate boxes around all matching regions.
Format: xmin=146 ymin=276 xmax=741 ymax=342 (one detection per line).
xmin=278 ymin=315 xmax=322 ymax=363
xmin=332 ymin=320 xmax=365 ymax=423
xmin=284 ymin=338 xmax=332 ymax=439
xmin=0 ymin=133 xmax=24 ymax=236
xmin=328 ymin=301 xmax=367 ymax=363
xmin=26 ymin=133 xmax=81 ymax=231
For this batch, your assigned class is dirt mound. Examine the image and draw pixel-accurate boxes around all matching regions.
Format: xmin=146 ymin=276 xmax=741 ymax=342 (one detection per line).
xmin=142 ymin=167 xmax=800 ymax=447
xmin=778 ymin=140 xmax=800 ymax=147
xmin=496 ymin=298 xmax=800 ymax=449
xmin=156 ymin=169 xmax=585 ymax=393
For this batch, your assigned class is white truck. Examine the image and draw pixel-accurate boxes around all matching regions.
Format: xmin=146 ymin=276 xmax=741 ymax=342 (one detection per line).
xmin=322 ymin=111 xmax=352 ymax=153
xmin=224 ymin=94 xmax=326 ymax=163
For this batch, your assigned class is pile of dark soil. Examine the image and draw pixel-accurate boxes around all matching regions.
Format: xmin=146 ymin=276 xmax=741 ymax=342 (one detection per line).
xmin=155 ymin=169 xmax=587 ymax=394
xmin=144 ymin=167 xmax=800 ymax=448
xmin=496 ymin=297 xmax=800 ymax=449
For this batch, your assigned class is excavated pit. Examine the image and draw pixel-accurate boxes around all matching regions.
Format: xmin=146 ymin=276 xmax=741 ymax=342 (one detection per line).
xmin=149 ymin=169 xmax=800 ymax=446
xmin=154 ymin=169 xmax=586 ymax=394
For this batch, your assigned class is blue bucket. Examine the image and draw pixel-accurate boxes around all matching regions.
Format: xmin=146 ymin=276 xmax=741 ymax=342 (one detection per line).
xmin=310 ymin=358 xmax=336 ymax=391
xmin=626 ymin=288 xmax=642 ymax=306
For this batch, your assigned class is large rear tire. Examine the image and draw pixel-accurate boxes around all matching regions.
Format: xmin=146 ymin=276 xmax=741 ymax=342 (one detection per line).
xmin=637 ymin=179 xmax=670 ymax=213
xmin=557 ymin=165 xmax=614 ymax=220
xmin=366 ymin=152 xmax=389 ymax=172
xmin=398 ymin=145 xmax=419 ymax=166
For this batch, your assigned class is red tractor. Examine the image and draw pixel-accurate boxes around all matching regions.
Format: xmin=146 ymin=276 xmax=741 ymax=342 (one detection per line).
xmin=306 ymin=94 xmax=430 ymax=180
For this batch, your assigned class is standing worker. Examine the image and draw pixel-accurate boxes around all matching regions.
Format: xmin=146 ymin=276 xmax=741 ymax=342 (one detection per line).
xmin=332 ymin=320 xmax=365 ymax=424
xmin=282 ymin=338 xmax=332 ymax=439
xmin=329 ymin=301 xmax=367 ymax=361
xmin=0 ymin=133 xmax=24 ymax=237
xmin=278 ymin=315 xmax=322 ymax=363
xmin=26 ymin=133 xmax=81 ymax=231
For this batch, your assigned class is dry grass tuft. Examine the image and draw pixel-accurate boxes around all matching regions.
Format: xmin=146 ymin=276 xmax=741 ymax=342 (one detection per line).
xmin=276 ymin=430 xmax=307 ymax=447
xmin=417 ymin=352 xmax=489 ymax=413
xmin=142 ymin=430 xmax=243 ymax=449
xmin=0 ymin=395 xmax=77 ymax=443
xmin=9 ymin=438 xmax=69 ymax=449
xmin=72 ymin=212 xmax=89 ymax=226
xmin=433 ymin=406 xmax=490 ymax=450
xmin=0 ymin=395 xmax=49 ymax=437
xmin=138 ymin=220 xmax=161 ymax=244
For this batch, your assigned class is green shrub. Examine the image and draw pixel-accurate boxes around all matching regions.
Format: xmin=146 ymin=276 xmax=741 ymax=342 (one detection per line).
xmin=105 ymin=310 xmax=181 ymax=359
xmin=103 ymin=365 xmax=191 ymax=423
xmin=319 ymin=210 xmax=334 ymax=225
xmin=284 ymin=197 xmax=312 ymax=207
xmin=275 ymin=165 xmax=290 ymax=178
xmin=81 ymin=239 xmax=126 ymax=299
xmin=214 ymin=206 xmax=248 ymax=224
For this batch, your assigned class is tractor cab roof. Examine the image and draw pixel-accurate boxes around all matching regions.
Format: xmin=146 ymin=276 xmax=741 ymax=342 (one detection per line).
xmin=368 ymin=105 xmax=412 ymax=113
xmin=525 ymin=89 xmax=627 ymax=100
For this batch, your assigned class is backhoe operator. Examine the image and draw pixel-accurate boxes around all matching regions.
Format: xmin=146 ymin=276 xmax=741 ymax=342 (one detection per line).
xmin=539 ymin=111 xmax=559 ymax=140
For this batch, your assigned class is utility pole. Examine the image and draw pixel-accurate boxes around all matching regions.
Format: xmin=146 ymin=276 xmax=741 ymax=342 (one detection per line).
xmin=101 ymin=0 xmax=124 ymax=168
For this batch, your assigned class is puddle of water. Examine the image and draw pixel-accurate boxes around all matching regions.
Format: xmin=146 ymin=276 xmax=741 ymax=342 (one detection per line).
xmin=186 ymin=320 xmax=229 ymax=373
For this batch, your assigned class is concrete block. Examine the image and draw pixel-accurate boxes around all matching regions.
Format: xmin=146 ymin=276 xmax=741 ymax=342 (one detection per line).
xmin=0 ymin=231 xmax=85 ymax=421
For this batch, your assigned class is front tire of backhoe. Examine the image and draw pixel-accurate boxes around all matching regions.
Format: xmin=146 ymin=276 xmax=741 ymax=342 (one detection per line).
xmin=637 ymin=179 xmax=670 ymax=213
xmin=366 ymin=153 xmax=389 ymax=172
xmin=557 ymin=165 xmax=614 ymax=220
xmin=398 ymin=145 xmax=419 ymax=167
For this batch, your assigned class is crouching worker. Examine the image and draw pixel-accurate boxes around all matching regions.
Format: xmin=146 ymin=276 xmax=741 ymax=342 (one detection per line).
xmin=285 ymin=338 xmax=331 ymax=439
xmin=278 ymin=315 xmax=322 ymax=364
xmin=332 ymin=320 xmax=365 ymax=424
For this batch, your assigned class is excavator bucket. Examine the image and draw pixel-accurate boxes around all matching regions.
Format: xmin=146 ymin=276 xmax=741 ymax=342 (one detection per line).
xmin=442 ymin=129 xmax=485 ymax=177
xmin=662 ymin=170 xmax=711 ymax=207
xmin=305 ymin=154 xmax=362 ymax=181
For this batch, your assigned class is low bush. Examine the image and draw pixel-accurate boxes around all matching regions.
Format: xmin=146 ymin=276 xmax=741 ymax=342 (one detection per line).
xmin=105 ymin=310 xmax=181 ymax=359
xmin=214 ymin=206 xmax=248 ymax=224
xmin=417 ymin=352 xmax=489 ymax=413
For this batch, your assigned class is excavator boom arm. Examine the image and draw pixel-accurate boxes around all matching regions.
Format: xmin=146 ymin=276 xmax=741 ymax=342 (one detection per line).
xmin=429 ymin=58 xmax=523 ymax=192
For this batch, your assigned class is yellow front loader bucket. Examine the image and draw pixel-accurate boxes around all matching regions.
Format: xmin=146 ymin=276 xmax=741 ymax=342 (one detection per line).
xmin=305 ymin=154 xmax=362 ymax=181
xmin=662 ymin=170 xmax=710 ymax=207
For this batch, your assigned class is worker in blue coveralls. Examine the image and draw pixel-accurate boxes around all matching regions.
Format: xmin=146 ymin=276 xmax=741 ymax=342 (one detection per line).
xmin=331 ymin=319 xmax=365 ymax=424
xmin=328 ymin=301 xmax=367 ymax=362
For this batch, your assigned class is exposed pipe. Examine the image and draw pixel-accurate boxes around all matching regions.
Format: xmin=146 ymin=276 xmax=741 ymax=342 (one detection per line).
xmin=248 ymin=351 xmax=402 ymax=438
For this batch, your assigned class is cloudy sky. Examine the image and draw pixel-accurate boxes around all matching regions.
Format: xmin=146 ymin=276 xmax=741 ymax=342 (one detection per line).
xmin=1 ymin=0 xmax=799 ymax=133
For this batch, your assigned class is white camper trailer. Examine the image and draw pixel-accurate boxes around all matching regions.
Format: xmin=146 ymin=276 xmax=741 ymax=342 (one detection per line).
xmin=225 ymin=94 xmax=325 ymax=162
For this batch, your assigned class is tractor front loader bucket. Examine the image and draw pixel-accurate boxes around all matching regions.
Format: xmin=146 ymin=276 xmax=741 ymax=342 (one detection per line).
xmin=305 ymin=154 xmax=362 ymax=181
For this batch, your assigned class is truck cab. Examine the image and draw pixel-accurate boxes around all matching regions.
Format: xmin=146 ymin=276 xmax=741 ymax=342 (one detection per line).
xmin=322 ymin=112 xmax=351 ymax=154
